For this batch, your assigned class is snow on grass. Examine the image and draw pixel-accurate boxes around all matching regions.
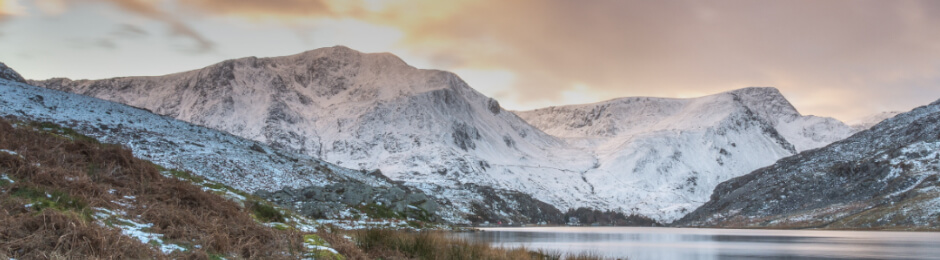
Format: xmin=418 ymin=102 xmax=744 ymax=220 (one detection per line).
xmin=0 ymin=173 xmax=14 ymax=185
xmin=302 ymin=234 xmax=343 ymax=260
xmin=0 ymin=149 xmax=24 ymax=163
xmin=93 ymin=207 xmax=187 ymax=254
xmin=317 ymin=218 xmax=415 ymax=230
xmin=306 ymin=244 xmax=340 ymax=255
xmin=288 ymin=215 xmax=320 ymax=233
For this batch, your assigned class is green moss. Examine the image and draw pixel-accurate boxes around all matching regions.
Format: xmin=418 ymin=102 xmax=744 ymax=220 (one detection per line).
xmin=0 ymin=175 xmax=11 ymax=187
xmin=31 ymin=121 xmax=99 ymax=144
xmin=304 ymin=234 xmax=345 ymax=260
xmin=407 ymin=202 xmax=434 ymax=222
xmin=203 ymin=182 xmax=227 ymax=190
xmin=166 ymin=169 xmax=205 ymax=184
xmin=12 ymin=186 xmax=92 ymax=220
xmin=250 ymin=200 xmax=285 ymax=223
xmin=272 ymin=223 xmax=290 ymax=230
xmin=208 ymin=253 xmax=227 ymax=260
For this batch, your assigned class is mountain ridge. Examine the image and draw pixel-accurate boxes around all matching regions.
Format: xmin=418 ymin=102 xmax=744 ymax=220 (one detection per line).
xmin=29 ymin=46 xmax=857 ymax=222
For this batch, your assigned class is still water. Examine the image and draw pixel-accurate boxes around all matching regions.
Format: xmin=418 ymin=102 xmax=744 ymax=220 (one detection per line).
xmin=452 ymin=227 xmax=940 ymax=260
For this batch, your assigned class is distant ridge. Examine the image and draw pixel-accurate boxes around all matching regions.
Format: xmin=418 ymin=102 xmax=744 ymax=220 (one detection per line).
xmin=30 ymin=47 xmax=856 ymax=223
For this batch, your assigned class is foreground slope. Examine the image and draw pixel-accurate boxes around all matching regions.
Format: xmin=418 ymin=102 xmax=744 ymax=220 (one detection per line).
xmin=31 ymin=48 xmax=853 ymax=222
xmin=677 ymin=98 xmax=940 ymax=229
xmin=0 ymin=117 xmax=316 ymax=259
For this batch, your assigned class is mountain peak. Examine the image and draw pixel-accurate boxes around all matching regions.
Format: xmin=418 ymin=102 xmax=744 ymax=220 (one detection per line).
xmin=0 ymin=62 xmax=26 ymax=84
xmin=289 ymin=45 xmax=410 ymax=69
xmin=724 ymin=86 xmax=801 ymax=118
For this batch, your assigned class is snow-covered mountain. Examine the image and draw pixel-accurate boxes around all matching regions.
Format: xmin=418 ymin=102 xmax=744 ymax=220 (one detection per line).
xmin=849 ymin=111 xmax=902 ymax=131
xmin=0 ymin=62 xmax=460 ymax=221
xmin=676 ymin=98 xmax=940 ymax=230
xmin=31 ymin=46 xmax=855 ymax=222
xmin=30 ymin=47 xmax=595 ymax=223
xmin=518 ymin=87 xmax=854 ymax=153
xmin=516 ymin=87 xmax=856 ymax=221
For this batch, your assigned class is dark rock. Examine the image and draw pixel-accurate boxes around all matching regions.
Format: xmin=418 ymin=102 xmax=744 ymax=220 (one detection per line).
xmin=0 ymin=62 xmax=26 ymax=84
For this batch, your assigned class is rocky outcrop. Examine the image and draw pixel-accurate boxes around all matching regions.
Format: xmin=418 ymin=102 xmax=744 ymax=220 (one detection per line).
xmin=256 ymin=181 xmax=442 ymax=221
xmin=0 ymin=62 xmax=26 ymax=84
xmin=676 ymin=98 xmax=940 ymax=230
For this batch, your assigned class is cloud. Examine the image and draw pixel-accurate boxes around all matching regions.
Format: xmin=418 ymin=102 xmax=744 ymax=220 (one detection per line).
xmin=95 ymin=38 xmax=117 ymax=49
xmin=112 ymin=23 xmax=148 ymax=38
xmin=34 ymin=0 xmax=67 ymax=15
xmin=96 ymin=0 xmax=214 ymax=53
xmin=343 ymin=0 xmax=940 ymax=120
xmin=182 ymin=0 xmax=335 ymax=18
xmin=0 ymin=0 xmax=28 ymax=17
xmin=10 ymin=0 xmax=940 ymax=120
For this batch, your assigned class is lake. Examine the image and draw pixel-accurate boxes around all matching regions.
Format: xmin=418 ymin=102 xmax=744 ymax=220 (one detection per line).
xmin=451 ymin=227 xmax=940 ymax=260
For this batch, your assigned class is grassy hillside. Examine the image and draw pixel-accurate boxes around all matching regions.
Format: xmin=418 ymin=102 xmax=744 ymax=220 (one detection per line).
xmin=0 ymin=117 xmax=609 ymax=259
xmin=0 ymin=117 xmax=320 ymax=259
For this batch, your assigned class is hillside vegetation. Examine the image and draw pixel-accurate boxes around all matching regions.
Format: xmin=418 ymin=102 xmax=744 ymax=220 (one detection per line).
xmin=0 ymin=117 xmax=609 ymax=259
xmin=0 ymin=117 xmax=315 ymax=259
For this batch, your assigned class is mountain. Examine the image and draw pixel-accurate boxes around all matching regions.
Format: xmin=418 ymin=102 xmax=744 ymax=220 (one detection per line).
xmin=849 ymin=111 xmax=902 ymax=131
xmin=0 ymin=62 xmax=465 ymax=223
xmin=518 ymin=87 xmax=854 ymax=153
xmin=676 ymin=98 xmax=940 ymax=230
xmin=30 ymin=47 xmax=855 ymax=223
xmin=515 ymin=87 xmax=856 ymax=221
xmin=29 ymin=47 xmax=588 ymax=224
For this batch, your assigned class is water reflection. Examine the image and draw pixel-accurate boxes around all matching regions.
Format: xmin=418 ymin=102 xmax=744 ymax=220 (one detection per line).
xmin=451 ymin=227 xmax=940 ymax=260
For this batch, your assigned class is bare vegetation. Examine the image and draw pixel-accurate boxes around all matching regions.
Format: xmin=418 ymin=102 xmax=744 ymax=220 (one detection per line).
xmin=317 ymin=228 xmax=608 ymax=260
xmin=0 ymin=118 xmax=305 ymax=259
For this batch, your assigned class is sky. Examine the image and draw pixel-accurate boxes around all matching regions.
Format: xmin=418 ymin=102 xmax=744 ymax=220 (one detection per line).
xmin=1 ymin=0 xmax=939 ymax=122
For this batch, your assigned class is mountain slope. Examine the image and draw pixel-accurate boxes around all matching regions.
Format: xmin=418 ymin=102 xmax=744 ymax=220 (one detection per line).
xmin=0 ymin=117 xmax=318 ymax=259
xmin=0 ymin=62 xmax=467 ymax=223
xmin=30 ymin=47 xmax=596 ymax=223
xmin=849 ymin=111 xmax=902 ymax=131
xmin=31 ymin=47 xmax=854 ymax=223
xmin=676 ymin=98 xmax=940 ymax=230
xmin=517 ymin=87 xmax=853 ymax=153
xmin=517 ymin=87 xmax=856 ymax=221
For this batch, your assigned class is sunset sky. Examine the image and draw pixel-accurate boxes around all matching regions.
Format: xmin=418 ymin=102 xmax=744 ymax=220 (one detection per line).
xmin=2 ymin=0 xmax=939 ymax=121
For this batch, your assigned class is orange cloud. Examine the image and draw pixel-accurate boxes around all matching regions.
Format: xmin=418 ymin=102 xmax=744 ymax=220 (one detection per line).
xmin=14 ymin=0 xmax=940 ymax=120
xmin=90 ymin=0 xmax=214 ymax=52
xmin=182 ymin=0 xmax=335 ymax=19
xmin=351 ymin=0 xmax=940 ymax=120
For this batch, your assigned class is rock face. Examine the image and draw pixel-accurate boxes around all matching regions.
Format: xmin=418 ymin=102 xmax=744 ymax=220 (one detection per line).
xmin=256 ymin=181 xmax=441 ymax=221
xmin=676 ymin=98 xmax=940 ymax=229
xmin=0 ymin=62 xmax=26 ymax=84
xmin=30 ymin=47 xmax=855 ymax=223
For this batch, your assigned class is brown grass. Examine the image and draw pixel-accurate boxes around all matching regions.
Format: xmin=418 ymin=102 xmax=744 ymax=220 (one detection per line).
xmin=323 ymin=228 xmax=608 ymax=260
xmin=0 ymin=195 xmax=156 ymax=259
xmin=0 ymin=118 xmax=305 ymax=259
